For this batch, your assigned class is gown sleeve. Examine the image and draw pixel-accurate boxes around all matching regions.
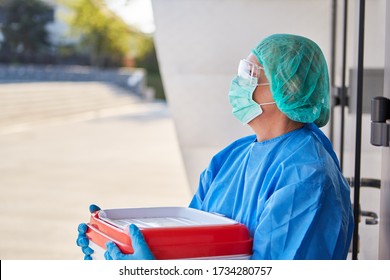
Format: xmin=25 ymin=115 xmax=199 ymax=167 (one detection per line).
xmin=188 ymin=168 xmax=209 ymax=209
xmin=188 ymin=155 xmax=220 ymax=209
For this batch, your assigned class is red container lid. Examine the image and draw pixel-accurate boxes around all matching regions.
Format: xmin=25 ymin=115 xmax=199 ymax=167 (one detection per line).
xmin=86 ymin=207 xmax=253 ymax=259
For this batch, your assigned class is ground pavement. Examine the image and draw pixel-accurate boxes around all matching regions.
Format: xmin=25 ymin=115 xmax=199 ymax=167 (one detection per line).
xmin=0 ymin=82 xmax=191 ymax=259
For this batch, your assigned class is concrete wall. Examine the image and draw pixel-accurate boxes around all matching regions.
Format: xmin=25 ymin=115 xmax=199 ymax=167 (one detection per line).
xmin=152 ymin=0 xmax=335 ymax=192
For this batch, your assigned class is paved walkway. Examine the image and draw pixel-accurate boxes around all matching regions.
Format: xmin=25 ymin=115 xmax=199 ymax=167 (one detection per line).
xmin=0 ymin=82 xmax=191 ymax=259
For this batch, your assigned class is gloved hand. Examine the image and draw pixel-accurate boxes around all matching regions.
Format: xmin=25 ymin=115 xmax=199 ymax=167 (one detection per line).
xmin=104 ymin=224 xmax=155 ymax=260
xmin=76 ymin=204 xmax=101 ymax=260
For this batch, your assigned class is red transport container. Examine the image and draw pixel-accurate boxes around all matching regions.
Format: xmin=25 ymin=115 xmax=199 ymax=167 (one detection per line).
xmin=85 ymin=207 xmax=253 ymax=260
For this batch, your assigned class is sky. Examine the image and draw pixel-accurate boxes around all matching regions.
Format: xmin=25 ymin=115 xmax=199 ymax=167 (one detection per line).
xmin=104 ymin=0 xmax=155 ymax=34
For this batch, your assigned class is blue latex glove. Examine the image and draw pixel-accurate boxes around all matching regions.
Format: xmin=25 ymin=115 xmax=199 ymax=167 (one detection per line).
xmin=104 ymin=224 xmax=155 ymax=260
xmin=76 ymin=204 xmax=101 ymax=260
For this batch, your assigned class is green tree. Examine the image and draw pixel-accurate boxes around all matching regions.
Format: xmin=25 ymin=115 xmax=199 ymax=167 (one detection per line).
xmin=0 ymin=0 xmax=53 ymax=55
xmin=61 ymin=0 xmax=150 ymax=67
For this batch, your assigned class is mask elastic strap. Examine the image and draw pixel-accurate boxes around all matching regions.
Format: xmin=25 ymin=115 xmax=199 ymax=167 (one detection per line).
xmin=259 ymin=101 xmax=276 ymax=106
xmin=256 ymin=83 xmax=270 ymax=86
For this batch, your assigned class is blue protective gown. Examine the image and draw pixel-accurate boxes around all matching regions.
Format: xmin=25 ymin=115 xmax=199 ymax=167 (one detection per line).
xmin=189 ymin=123 xmax=354 ymax=260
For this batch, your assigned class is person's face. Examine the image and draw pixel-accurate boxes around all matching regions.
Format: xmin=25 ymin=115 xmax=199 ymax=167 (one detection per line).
xmin=241 ymin=54 xmax=301 ymax=135
xmin=245 ymin=53 xmax=274 ymax=105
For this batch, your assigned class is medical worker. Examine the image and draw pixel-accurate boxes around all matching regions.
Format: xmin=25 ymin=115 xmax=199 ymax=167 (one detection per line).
xmin=77 ymin=34 xmax=354 ymax=260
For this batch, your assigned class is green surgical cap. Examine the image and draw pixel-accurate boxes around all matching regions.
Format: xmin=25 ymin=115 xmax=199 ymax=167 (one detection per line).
xmin=251 ymin=34 xmax=330 ymax=127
